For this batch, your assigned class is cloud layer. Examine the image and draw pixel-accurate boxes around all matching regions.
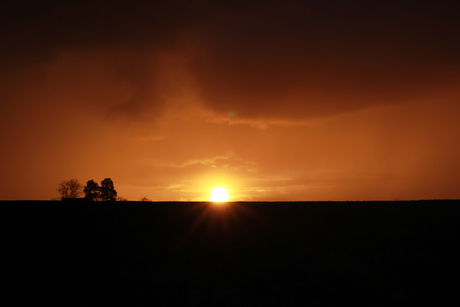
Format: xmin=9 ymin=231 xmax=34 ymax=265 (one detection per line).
xmin=2 ymin=0 xmax=459 ymax=121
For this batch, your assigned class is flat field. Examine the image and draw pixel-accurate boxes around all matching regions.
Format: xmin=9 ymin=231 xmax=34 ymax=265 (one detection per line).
xmin=2 ymin=200 xmax=459 ymax=305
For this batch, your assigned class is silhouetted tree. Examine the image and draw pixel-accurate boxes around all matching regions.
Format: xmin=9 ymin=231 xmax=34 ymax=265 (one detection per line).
xmin=100 ymin=178 xmax=117 ymax=201
xmin=140 ymin=197 xmax=152 ymax=202
xmin=116 ymin=196 xmax=128 ymax=201
xmin=57 ymin=179 xmax=83 ymax=199
xmin=84 ymin=179 xmax=101 ymax=201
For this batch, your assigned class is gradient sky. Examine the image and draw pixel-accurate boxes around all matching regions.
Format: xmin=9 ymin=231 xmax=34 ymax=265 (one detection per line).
xmin=1 ymin=0 xmax=459 ymax=201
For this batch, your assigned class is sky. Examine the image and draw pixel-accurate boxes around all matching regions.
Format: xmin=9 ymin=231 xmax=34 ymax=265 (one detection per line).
xmin=1 ymin=0 xmax=459 ymax=201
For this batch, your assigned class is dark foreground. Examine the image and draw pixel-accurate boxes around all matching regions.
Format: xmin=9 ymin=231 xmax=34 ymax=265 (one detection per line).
xmin=2 ymin=200 xmax=460 ymax=305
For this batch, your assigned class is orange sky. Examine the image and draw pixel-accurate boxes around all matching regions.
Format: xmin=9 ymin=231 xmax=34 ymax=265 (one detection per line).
xmin=1 ymin=0 xmax=459 ymax=201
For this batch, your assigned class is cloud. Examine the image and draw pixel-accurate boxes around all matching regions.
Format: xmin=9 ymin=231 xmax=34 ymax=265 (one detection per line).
xmin=0 ymin=0 xmax=197 ymax=124
xmin=2 ymin=0 xmax=459 ymax=124
xmin=188 ymin=1 xmax=460 ymax=120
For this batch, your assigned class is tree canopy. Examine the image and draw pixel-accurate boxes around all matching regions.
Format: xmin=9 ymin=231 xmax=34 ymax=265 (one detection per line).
xmin=83 ymin=178 xmax=117 ymax=201
xmin=100 ymin=178 xmax=117 ymax=201
xmin=84 ymin=179 xmax=101 ymax=201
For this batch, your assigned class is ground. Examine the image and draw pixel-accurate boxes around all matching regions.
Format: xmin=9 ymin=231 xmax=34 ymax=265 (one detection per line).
xmin=2 ymin=200 xmax=459 ymax=305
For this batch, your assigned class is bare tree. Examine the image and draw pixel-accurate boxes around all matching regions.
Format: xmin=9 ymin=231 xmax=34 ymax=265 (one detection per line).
xmin=57 ymin=179 xmax=83 ymax=199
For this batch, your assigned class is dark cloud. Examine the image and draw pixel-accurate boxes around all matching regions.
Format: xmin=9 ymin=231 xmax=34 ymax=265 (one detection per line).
xmin=1 ymin=0 xmax=459 ymax=121
xmin=189 ymin=1 xmax=460 ymax=119
xmin=1 ymin=1 xmax=189 ymax=51
xmin=0 ymin=0 xmax=195 ymax=81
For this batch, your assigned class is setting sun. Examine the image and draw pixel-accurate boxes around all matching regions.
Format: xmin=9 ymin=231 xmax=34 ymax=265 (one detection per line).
xmin=210 ymin=187 xmax=230 ymax=202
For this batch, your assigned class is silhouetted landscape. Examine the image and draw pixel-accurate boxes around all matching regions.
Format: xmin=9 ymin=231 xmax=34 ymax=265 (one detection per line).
xmin=2 ymin=2 xmax=460 ymax=305
xmin=3 ymin=200 xmax=459 ymax=305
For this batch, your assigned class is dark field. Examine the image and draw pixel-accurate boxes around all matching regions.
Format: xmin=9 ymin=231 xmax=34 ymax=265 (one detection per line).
xmin=2 ymin=200 xmax=460 ymax=305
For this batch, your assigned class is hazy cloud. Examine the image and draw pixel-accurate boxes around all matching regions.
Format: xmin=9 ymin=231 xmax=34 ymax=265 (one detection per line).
xmin=2 ymin=0 xmax=459 ymax=122
xmin=188 ymin=1 xmax=460 ymax=120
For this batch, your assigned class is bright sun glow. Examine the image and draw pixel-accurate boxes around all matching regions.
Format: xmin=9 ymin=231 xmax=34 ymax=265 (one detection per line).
xmin=210 ymin=187 xmax=230 ymax=202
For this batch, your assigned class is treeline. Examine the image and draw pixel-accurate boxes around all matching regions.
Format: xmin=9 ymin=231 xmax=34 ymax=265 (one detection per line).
xmin=57 ymin=178 xmax=122 ymax=201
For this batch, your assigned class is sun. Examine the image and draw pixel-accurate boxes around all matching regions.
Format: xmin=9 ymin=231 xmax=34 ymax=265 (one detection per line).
xmin=210 ymin=187 xmax=230 ymax=202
